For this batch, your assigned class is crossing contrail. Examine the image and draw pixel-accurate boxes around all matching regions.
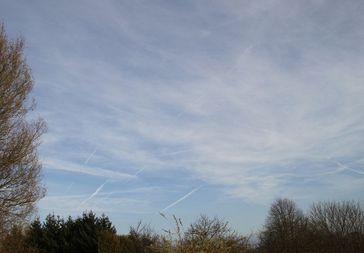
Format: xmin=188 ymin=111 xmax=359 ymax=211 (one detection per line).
xmin=100 ymin=167 xmax=145 ymax=202
xmin=161 ymin=186 xmax=202 ymax=212
xmin=329 ymin=158 xmax=364 ymax=175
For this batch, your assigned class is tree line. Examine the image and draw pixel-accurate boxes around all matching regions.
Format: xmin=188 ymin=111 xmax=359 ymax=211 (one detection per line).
xmin=0 ymin=198 xmax=363 ymax=253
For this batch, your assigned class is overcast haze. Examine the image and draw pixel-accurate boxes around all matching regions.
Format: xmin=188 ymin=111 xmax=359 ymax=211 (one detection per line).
xmin=1 ymin=0 xmax=364 ymax=233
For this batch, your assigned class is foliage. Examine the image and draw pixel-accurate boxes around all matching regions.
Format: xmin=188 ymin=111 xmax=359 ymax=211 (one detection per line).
xmin=26 ymin=211 xmax=116 ymax=253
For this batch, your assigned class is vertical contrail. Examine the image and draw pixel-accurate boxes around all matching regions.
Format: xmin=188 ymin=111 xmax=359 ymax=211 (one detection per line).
xmin=161 ymin=186 xmax=202 ymax=212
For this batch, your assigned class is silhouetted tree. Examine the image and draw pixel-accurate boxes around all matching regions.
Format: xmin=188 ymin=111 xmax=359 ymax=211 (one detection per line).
xmin=27 ymin=218 xmax=43 ymax=252
xmin=258 ymin=198 xmax=308 ymax=253
xmin=26 ymin=211 xmax=117 ymax=253
xmin=64 ymin=211 xmax=116 ymax=253
xmin=308 ymin=200 xmax=364 ymax=253
xmin=27 ymin=214 xmax=66 ymax=253
xmin=0 ymin=225 xmax=38 ymax=253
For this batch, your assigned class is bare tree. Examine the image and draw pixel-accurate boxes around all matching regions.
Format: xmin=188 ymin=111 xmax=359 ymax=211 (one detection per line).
xmin=0 ymin=24 xmax=46 ymax=236
xmin=183 ymin=215 xmax=249 ymax=253
xmin=310 ymin=201 xmax=364 ymax=235
xmin=258 ymin=198 xmax=308 ymax=253
xmin=158 ymin=214 xmax=250 ymax=253
xmin=309 ymin=201 xmax=364 ymax=252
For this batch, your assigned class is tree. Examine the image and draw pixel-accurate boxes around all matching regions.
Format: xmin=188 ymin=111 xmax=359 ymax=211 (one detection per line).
xmin=63 ymin=211 xmax=117 ymax=253
xmin=27 ymin=211 xmax=118 ymax=253
xmin=0 ymin=225 xmax=38 ymax=253
xmin=0 ymin=24 xmax=46 ymax=235
xmin=182 ymin=215 xmax=249 ymax=253
xmin=258 ymin=198 xmax=308 ymax=253
xmin=309 ymin=201 xmax=364 ymax=253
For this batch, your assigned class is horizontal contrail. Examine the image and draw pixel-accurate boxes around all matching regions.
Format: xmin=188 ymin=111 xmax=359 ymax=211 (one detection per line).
xmin=160 ymin=149 xmax=192 ymax=157
xmin=161 ymin=186 xmax=202 ymax=212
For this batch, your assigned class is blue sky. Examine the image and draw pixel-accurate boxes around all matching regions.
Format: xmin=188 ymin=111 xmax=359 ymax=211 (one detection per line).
xmin=1 ymin=0 xmax=364 ymax=234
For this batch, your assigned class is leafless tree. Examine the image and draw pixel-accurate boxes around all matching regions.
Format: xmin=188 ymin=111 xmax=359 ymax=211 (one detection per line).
xmin=183 ymin=215 xmax=249 ymax=253
xmin=157 ymin=214 xmax=250 ymax=253
xmin=0 ymin=24 xmax=46 ymax=236
xmin=310 ymin=201 xmax=364 ymax=235
xmin=258 ymin=198 xmax=308 ymax=253
xmin=309 ymin=200 xmax=364 ymax=252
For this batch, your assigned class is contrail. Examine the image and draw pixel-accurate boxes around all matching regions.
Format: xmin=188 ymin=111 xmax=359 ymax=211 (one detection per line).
xmin=84 ymin=148 xmax=97 ymax=165
xmin=64 ymin=182 xmax=74 ymax=194
xmin=329 ymin=158 xmax=364 ymax=175
xmin=134 ymin=167 xmax=145 ymax=176
xmin=123 ymin=167 xmax=144 ymax=184
xmin=79 ymin=180 xmax=108 ymax=206
xmin=161 ymin=186 xmax=202 ymax=212
xmin=160 ymin=149 xmax=191 ymax=157
xmin=226 ymin=44 xmax=254 ymax=75
xmin=175 ymin=111 xmax=184 ymax=119
xmin=101 ymin=167 xmax=145 ymax=202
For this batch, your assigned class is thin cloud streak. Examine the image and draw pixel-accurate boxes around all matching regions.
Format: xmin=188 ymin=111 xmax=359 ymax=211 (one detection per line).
xmin=161 ymin=186 xmax=202 ymax=212
xmin=44 ymin=158 xmax=135 ymax=180
xmin=100 ymin=167 xmax=146 ymax=202
xmin=84 ymin=148 xmax=97 ymax=165
xmin=79 ymin=180 xmax=108 ymax=206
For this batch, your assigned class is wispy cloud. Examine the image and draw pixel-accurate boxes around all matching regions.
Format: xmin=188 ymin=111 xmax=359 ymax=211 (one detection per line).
xmin=35 ymin=0 xmax=364 ymax=203
xmin=2 ymin=0 xmax=364 ymax=230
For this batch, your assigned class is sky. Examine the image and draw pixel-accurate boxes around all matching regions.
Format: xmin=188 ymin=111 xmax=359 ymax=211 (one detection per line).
xmin=1 ymin=0 xmax=364 ymax=234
